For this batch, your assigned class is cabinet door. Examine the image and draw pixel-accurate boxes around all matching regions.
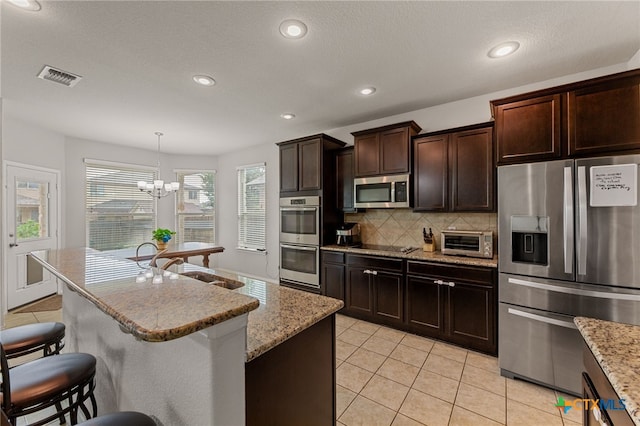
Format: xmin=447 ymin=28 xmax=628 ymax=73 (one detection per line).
xmin=354 ymin=133 xmax=380 ymax=177
xmin=405 ymin=275 xmax=444 ymax=338
xmin=322 ymin=262 xmax=345 ymax=301
xmin=450 ymin=127 xmax=494 ymax=211
xmin=336 ymin=148 xmax=355 ymax=212
xmin=413 ymin=135 xmax=448 ymax=211
xmin=298 ymin=138 xmax=322 ymax=191
xmin=495 ymin=94 xmax=563 ymax=164
xmin=380 ymin=127 xmax=410 ymax=174
xmin=447 ymin=280 xmax=495 ymax=353
xmin=346 ymin=266 xmax=373 ymax=316
xmin=279 ymin=143 xmax=298 ymax=192
xmin=568 ymin=77 xmax=640 ymax=156
xmin=372 ymin=271 xmax=403 ymax=324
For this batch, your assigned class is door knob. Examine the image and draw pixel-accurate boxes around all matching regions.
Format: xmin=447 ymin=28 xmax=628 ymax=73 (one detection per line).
xmin=9 ymin=243 xmax=19 ymax=248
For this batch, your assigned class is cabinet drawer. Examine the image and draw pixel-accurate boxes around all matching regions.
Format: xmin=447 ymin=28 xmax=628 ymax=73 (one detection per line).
xmin=347 ymin=254 xmax=403 ymax=272
xmin=406 ymin=261 xmax=494 ymax=284
xmin=322 ymin=251 xmax=345 ymax=264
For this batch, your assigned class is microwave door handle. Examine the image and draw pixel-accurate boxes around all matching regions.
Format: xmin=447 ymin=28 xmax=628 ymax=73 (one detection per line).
xmin=390 ymin=182 xmax=395 ymax=203
xmin=563 ymin=167 xmax=574 ymax=274
xmin=577 ymin=166 xmax=588 ymax=276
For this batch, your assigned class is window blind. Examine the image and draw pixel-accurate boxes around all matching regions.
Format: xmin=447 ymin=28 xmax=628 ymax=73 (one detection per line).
xmin=85 ymin=161 xmax=156 ymax=251
xmin=237 ymin=163 xmax=266 ymax=251
xmin=176 ymin=171 xmax=216 ymax=244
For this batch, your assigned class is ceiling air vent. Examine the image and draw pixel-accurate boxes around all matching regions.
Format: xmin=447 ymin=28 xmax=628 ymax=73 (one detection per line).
xmin=37 ymin=65 xmax=82 ymax=87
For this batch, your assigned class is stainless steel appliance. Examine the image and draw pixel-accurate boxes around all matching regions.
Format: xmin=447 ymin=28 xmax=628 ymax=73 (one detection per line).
xmin=279 ymin=243 xmax=320 ymax=289
xmin=354 ymin=174 xmax=410 ymax=208
xmin=441 ymin=230 xmax=493 ymax=258
xmin=336 ymin=223 xmax=361 ymax=247
xmin=498 ymin=155 xmax=640 ymax=395
xmin=279 ymin=196 xmax=320 ymax=245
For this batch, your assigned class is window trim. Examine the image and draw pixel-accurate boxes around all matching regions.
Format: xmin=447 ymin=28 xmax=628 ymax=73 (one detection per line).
xmin=236 ymin=162 xmax=266 ymax=253
xmin=174 ymin=169 xmax=216 ymax=245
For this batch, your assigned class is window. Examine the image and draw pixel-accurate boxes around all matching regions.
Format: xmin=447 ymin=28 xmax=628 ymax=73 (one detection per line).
xmin=237 ymin=163 xmax=266 ymax=251
xmin=85 ymin=160 xmax=156 ymax=251
xmin=175 ymin=171 xmax=215 ymax=244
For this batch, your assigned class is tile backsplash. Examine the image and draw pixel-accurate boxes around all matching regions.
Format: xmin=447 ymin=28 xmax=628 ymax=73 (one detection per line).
xmin=344 ymin=209 xmax=497 ymax=248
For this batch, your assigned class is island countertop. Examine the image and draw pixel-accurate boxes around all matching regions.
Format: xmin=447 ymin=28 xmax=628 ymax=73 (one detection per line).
xmin=30 ymin=248 xmax=260 ymax=342
xmin=574 ymin=316 xmax=640 ymax=425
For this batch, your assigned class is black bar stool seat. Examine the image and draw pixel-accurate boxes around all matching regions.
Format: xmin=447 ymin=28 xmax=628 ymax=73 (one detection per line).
xmin=79 ymin=412 xmax=156 ymax=426
xmin=0 ymin=322 xmax=65 ymax=359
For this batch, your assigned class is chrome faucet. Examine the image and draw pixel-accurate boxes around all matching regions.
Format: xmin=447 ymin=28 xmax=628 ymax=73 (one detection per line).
xmin=135 ymin=242 xmax=167 ymax=268
xmin=160 ymin=257 xmax=185 ymax=270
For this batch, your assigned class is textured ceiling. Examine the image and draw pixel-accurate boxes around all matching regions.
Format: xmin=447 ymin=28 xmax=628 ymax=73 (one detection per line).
xmin=2 ymin=1 xmax=639 ymax=155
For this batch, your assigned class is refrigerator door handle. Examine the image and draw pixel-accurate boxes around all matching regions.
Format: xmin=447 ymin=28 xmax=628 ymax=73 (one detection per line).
xmin=507 ymin=307 xmax=577 ymax=329
xmin=577 ymin=166 xmax=588 ymax=276
xmin=563 ymin=167 xmax=574 ymax=274
xmin=508 ymin=277 xmax=640 ymax=301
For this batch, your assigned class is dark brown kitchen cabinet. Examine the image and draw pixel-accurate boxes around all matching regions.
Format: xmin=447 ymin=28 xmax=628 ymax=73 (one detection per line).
xmin=406 ymin=261 xmax=497 ymax=355
xmin=335 ymin=147 xmax=356 ymax=212
xmin=413 ymin=122 xmax=494 ymax=212
xmin=492 ymin=69 xmax=640 ymax=165
xmin=345 ymin=254 xmax=404 ymax=326
xmin=321 ymin=251 xmax=345 ymax=302
xmin=352 ymin=121 xmax=421 ymax=177
xmin=277 ymin=134 xmax=345 ymax=195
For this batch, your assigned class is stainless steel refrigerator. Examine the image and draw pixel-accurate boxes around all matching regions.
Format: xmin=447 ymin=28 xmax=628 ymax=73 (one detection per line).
xmin=498 ymin=154 xmax=640 ymax=395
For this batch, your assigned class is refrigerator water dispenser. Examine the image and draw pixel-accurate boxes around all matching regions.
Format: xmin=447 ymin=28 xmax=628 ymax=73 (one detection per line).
xmin=511 ymin=216 xmax=548 ymax=265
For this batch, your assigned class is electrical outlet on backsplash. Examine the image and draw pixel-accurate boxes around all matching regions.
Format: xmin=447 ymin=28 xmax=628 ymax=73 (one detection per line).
xmin=343 ymin=210 xmax=497 ymax=249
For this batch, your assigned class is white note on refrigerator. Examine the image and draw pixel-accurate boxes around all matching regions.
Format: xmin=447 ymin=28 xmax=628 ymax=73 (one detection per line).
xmin=590 ymin=163 xmax=637 ymax=207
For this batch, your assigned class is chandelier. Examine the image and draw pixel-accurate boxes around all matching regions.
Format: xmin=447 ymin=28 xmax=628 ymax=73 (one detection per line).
xmin=137 ymin=132 xmax=180 ymax=198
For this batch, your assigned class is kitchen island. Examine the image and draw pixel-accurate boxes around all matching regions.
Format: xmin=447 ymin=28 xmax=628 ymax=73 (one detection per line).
xmin=31 ymin=248 xmax=343 ymax=426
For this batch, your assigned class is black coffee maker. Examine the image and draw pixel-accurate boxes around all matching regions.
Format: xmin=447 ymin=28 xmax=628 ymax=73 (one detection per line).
xmin=336 ymin=223 xmax=361 ymax=247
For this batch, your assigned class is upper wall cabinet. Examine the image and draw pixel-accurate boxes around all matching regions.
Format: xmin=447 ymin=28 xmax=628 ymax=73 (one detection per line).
xmin=413 ymin=122 xmax=494 ymax=212
xmin=492 ymin=69 xmax=640 ymax=165
xmin=277 ymin=134 xmax=345 ymax=196
xmin=335 ymin=147 xmax=356 ymax=213
xmin=352 ymin=121 xmax=421 ymax=177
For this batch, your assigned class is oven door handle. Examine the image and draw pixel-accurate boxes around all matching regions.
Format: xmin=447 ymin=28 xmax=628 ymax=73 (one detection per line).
xmin=507 ymin=307 xmax=577 ymax=329
xmin=280 ymin=207 xmax=318 ymax=212
xmin=280 ymin=244 xmax=317 ymax=252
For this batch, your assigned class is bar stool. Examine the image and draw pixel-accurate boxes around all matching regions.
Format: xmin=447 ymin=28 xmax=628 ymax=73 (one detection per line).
xmin=0 ymin=344 xmax=97 ymax=426
xmin=79 ymin=412 xmax=156 ymax=426
xmin=0 ymin=322 xmax=65 ymax=360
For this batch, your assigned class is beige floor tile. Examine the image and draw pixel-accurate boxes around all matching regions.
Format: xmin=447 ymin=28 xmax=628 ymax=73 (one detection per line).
xmin=339 ymin=328 xmax=373 ymax=347
xmin=562 ymin=420 xmax=581 ymax=426
xmin=449 ymin=405 xmax=504 ymax=426
xmin=336 ymin=326 xmax=347 ymax=337
xmin=336 ymin=359 xmax=344 ymax=369
xmin=372 ymin=326 xmax=406 ymax=344
xmin=361 ymin=336 xmax=399 ymax=357
xmin=506 ymin=399 xmax=563 ymax=426
xmin=389 ymin=344 xmax=428 ymax=368
xmin=423 ymin=353 xmax=465 ymax=381
xmin=377 ymin=358 xmax=420 ymax=387
xmin=411 ymin=369 xmax=459 ymax=403
xmin=360 ymin=374 xmax=410 ymax=411
xmin=390 ymin=414 xmax=424 ymax=426
xmin=3 ymin=312 xmax=38 ymax=329
xmin=336 ymin=314 xmax=358 ymax=328
xmin=399 ymin=334 xmax=434 ymax=353
xmin=337 ymin=385 xmax=357 ymax=418
xmin=465 ymin=351 xmax=498 ymax=373
xmin=351 ymin=320 xmax=381 ymax=335
xmin=430 ymin=341 xmax=468 ymax=363
xmin=337 ymin=362 xmax=375 ymax=393
xmin=32 ymin=310 xmax=63 ymax=323
xmin=556 ymin=392 xmax=584 ymax=424
xmin=339 ymin=395 xmax=396 ymax=426
xmin=347 ymin=347 xmax=387 ymax=373
xmin=337 ymin=340 xmax=359 ymax=361
xmin=505 ymin=378 xmax=559 ymax=415
xmin=399 ymin=389 xmax=452 ymax=426
xmin=461 ymin=364 xmax=505 ymax=396
xmin=454 ymin=382 xmax=506 ymax=424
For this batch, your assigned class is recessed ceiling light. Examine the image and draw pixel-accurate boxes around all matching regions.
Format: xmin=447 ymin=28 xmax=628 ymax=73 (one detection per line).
xmin=488 ymin=41 xmax=520 ymax=58
xmin=359 ymin=87 xmax=377 ymax=96
xmin=279 ymin=19 xmax=308 ymax=39
xmin=280 ymin=113 xmax=296 ymax=120
xmin=6 ymin=0 xmax=41 ymax=11
xmin=192 ymin=75 xmax=215 ymax=86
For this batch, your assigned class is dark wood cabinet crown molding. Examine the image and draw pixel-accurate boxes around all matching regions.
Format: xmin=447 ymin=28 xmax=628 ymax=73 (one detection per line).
xmin=351 ymin=120 xmax=422 ymax=137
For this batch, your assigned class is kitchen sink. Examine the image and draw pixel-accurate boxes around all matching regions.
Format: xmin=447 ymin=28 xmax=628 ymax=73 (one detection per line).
xmin=180 ymin=271 xmax=244 ymax=290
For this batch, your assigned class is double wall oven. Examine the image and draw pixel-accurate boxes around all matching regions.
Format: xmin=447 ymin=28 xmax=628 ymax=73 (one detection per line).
xmin=279 ymin=196 xmax=321 ymax=291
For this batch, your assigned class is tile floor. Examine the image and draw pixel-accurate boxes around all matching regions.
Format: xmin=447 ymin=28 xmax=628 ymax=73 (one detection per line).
xmin=4 ymin=309 xmax=582 ymax=426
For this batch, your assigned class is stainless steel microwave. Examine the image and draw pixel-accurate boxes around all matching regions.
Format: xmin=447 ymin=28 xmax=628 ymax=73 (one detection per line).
xmin=441 ymin=230 xmax=493 ymax=258
xmin=354 ymin=174 xmax=410 ymax=208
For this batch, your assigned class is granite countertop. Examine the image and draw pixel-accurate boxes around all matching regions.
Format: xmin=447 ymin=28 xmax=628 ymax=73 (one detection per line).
xmin=574 ymin=317 xmax=640 ymax=425
xmin=30 ymin=248 xmax=259 ymax=342
xmin=322 ymin=244 xmax=498 ymax=268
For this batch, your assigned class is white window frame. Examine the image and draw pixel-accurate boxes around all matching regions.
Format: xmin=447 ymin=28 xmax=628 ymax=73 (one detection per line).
xmin=237 ymin=162 xmax=266 ymax=253
xmin=174 ymin=169 xmax=216 ymax=245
